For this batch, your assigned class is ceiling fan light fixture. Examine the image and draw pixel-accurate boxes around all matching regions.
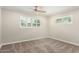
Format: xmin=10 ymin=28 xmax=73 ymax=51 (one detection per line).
xmin=34 ymin=6 xmax=46 ymax=13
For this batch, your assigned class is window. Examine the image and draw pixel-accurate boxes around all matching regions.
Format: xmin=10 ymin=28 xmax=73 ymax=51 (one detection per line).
xmin=20 ymin=16 xmax=40 ymax=28
xmin=56 ymin=16 xmax=72 ymax=24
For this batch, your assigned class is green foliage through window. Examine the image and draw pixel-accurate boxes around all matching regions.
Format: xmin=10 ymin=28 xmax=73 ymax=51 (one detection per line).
xmin=56 ymin=16 xmax=72 ymax=23
xmin=20 ymin=16 xmax=40 ymax=28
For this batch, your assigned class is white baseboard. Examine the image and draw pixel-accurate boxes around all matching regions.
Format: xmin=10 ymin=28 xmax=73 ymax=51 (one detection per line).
xmin=49 ymin=36 xmax=79 ymax=46
xmin=2 ymin=36 xmax=48 ymax=46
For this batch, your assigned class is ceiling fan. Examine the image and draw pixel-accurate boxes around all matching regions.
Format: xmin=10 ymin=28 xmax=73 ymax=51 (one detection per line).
xmin=33 ymin=6 xmax=46 ymax=13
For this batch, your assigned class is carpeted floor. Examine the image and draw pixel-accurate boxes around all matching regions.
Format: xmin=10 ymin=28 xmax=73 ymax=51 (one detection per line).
xmin=0 ymin=38 xmax=79 ymax=53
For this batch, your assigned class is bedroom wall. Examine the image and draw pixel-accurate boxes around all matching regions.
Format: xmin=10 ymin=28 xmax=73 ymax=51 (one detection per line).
xmin=49 ymin=9 xmax=79 ymax=45
xmin=2 ymin=7 xmax=79 ymax=46
xmin=2 ymin=9 xmax=48 ymax=44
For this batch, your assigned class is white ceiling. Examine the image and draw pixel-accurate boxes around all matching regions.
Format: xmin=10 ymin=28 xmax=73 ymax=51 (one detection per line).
xmin=2 ymin=6 xmax=79 ymax=16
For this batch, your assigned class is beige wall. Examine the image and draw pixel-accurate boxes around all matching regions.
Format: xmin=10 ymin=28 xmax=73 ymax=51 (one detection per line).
xmin=2 ymin=8 xmax=79 ymax=45
xmin=0 ymin=7 xmax=1 ymax=45
xmin=2 ymin=9 xmax=48 ymax=44
xmin=49 ymin=9 xmax=79 ymax=45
